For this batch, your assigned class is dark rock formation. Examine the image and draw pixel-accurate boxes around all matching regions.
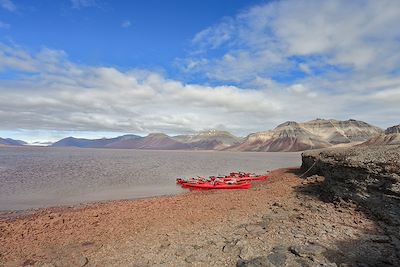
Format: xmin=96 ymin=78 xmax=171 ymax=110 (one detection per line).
xmin=301 ymin=145 xmax=400 ymax=260
xmin=386 ymin=124 xmax=400 ymax=134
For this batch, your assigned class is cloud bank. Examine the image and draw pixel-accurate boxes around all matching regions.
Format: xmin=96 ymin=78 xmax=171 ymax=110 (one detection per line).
xmin=0 ymin=0 xmax=399 ymax=138
xmin=0 ymin=44 xmax=283 ymax=135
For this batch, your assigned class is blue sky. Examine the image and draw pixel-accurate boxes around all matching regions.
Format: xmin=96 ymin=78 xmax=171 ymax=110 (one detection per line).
xmin=1 ymin=0 xmax=400 ymax=142
xmin=1 ymin=0 xmax=261 ymax=75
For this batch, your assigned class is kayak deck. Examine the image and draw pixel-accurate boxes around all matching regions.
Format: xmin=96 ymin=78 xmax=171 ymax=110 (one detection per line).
xmin=182 ymin=181 xmax=251 ymax=189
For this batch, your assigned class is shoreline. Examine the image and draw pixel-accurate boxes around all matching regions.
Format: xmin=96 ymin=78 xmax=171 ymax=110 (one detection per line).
xmin=0 ymin=147 xmax=300 ymax=213
xmin=0 ymin=189 xmax=188 ymax=218
xmin=1 ymin=167 xmax=395 ymax=266
xmin=0 ymin=191 xmax=189 ymax=221
xmin=0 ymin=166 xmax=301 ymax=219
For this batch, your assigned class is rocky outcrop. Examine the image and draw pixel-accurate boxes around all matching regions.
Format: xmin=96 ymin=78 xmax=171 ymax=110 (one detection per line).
xmin=228 ymin=119 xmax=382 ymax=152
xmin=386 ymin=124 xmax=400 ymax=134
xmin=301 ymin=145 xmax=400 ymax=252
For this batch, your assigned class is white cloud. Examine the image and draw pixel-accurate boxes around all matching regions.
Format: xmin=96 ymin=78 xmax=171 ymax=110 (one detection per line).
xmin=192 ymin=17 xmax=235 ymax=50
xmin=184 ymin=0 xmax=400 ymax=82
xmin=287 ymin=84 xmax=308 ymax=94
xmin=1 ymin=42 xmax=398 ymax=136
xmin=0 ymin=21 xmax=10 ymax=29
xmin=1 ymin=0 xmax=400 ymax=137
xmin=121 ymin=20 xmax=131 ymax=28
xmin=173 ymin=0 xmax=400 ymax=129
xmin=0 ymin=44 xmax=285 ymax=135
xmin=0 ymin=0 xmax=16 ymax=12
xmin=70 ymin=0 xmax=96 ymax=9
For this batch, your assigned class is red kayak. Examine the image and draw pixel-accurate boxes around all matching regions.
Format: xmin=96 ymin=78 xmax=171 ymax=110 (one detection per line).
xmin=182 ymin=181 xmax=251 ymax=189
xmin=210 ymin=175 xmax=268 ymax=182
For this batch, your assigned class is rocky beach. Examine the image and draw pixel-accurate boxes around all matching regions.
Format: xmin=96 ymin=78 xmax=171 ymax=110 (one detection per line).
xmin=1 ymin=145 xmax=399 ymax=266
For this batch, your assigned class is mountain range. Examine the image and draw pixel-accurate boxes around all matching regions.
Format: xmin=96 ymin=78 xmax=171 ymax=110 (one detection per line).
xmin=51 ymin=134 xmax=141 ymax=148
xmin=1 ymin=119 xmax=399 ymax=152
xmin=51 ymin=130 xmax=242 ymax=150
xmin=227 ymin=119 xmax=383 ymax=152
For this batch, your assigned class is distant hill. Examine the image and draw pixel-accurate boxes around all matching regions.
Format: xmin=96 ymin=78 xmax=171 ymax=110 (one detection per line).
xmin=51 ymin=134 xmax=141 ymax=148
xmin=227 ymin=119 xmax=383 ymax=152
xmin=50 ymin=130 xmax=242 ymax=150
xmin=173 ymin=130 xmax=242 ymax=150
xmin=0 ymin=137 xmax=26 ymax=146
xmin=361 ymin=124 xmax=400 ymax=146
xmin=105 ymin=133 xmax=190 ymax=150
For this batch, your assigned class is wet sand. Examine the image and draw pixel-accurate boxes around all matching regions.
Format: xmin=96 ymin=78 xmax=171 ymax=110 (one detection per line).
xmin=1 ymin=168 xmax=390 ymax=267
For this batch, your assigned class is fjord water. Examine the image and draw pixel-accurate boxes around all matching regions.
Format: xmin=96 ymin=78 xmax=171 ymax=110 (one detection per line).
xmin=0 ymin=147 xmax=301 ymax=211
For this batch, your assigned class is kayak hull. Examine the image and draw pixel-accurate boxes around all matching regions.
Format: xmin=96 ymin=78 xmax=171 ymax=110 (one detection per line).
xmin=182 ymin=182 xmax=251 ymax=189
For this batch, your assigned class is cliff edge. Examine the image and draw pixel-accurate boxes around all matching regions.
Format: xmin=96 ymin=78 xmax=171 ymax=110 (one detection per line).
xmin=301 ymin=145 xmax=400 ymax=262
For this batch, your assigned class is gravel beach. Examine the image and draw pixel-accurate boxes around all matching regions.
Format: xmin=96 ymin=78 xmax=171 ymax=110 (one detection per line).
xmin=1 ymin=167 xmax=396 ymax=266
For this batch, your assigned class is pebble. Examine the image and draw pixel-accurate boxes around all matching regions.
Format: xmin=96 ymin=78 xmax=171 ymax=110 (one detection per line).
xmin=236 ymin=256 xmax=275 ymax=267
xmin=78 ymin=256 xmax=88 ymax=267
xmin=245 ymin=224 xmax=267 ymax=235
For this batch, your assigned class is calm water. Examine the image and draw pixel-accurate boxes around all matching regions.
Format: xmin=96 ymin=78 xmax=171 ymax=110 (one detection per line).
xmin=0 ymin=146 xmax=301 ymax=211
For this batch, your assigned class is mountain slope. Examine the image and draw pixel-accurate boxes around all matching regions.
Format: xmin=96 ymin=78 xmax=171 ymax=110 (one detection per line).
xmin=228 ymin=119 xmax=382 ymax=152
xmin=361 ymin=124 xmax=400 ymax=146
xmin=302 ymin=119 xmax=383 ymax=144
xmin=51 ymin=135 xmax=141 ymax=148
xmin=106 ymin=133 xmax=190 ymax=149
xmin=0 ymin=137 xmax=26 ymax=146
xmin=173 ymin=130 xmax=242 ymax=150
xmin=228 ymin=121 xmax=332 ymax=152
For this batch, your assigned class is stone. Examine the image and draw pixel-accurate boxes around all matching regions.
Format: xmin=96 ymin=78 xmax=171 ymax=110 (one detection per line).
xmin=236 ymin=256 xmax=275 ymax=267
xmin=237 ymin=240 xmax=256 ymax=260
xmin=77 ymin=256 xmax=88 ymax=267
xmin=294 ymin=258 xmax=319 ymax=267
xmin=267 ymin=249 xmax=287 ymax=266
xmin=245 ymin=224 xmax=267 ymax=235
xmin=159 ymin=239 xmax=171 ymax=249
xmin=362 ymin=234 xmax=391 ymax=243
xmin=184 ymin=255 xmax=196 ymax=263
xmin=222 ymin=240 xmax=239 ymax=254
xmin=289 ymin=244 xmax=326 ymax=258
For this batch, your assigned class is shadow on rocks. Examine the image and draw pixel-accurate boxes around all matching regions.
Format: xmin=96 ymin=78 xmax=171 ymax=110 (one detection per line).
xmin=293 ymin=160 xmax=400 ymax=267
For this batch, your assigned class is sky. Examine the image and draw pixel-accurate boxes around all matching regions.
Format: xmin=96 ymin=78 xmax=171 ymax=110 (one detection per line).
xmin=0 ymin=0 xmax=400 ymax=142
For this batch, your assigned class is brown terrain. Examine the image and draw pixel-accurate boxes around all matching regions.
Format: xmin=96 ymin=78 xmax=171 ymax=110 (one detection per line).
xmin=227 ymin=119 xmax=382 ymax=152
xmin=1 ymin=146 xmax=399 ymax=267
xmin=361 ymin=125 xmax=400 ymax=146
